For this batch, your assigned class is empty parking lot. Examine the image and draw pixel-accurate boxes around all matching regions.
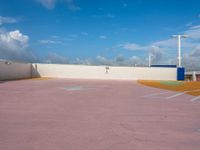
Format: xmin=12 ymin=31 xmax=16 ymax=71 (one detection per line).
xmin=0 ymin=79 xmax=200 ymax=150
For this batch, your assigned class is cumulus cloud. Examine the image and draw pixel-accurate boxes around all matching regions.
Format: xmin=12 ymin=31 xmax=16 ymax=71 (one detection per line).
xmin=37 ymin=54 xmax=147 ymax=67
xmin=181 ymin=45 xmax=200 ymax=71
xmin=94 ymin=55 xmax=145 ymax=66
xmin=9 ymin=30 xmax=29 ymax=43
xmin=73 ymin=58 xmax=93 ymax=65
xmin=0 ymin=29 xmax=36 ymax=62
xmin=0 ymin=16 xmax=17 ymax=25
xmin=183 ymin=52 xmax=200 ymax=71
xmin=0 ymin=29 xmax=29 ymax=51
xmin=129 ymin=56 xmax=144 ymax=66
xmin=119 ymin=23 xmax=200 ymax=70
xmin=45 ymin=52 xmax=69 ymax=64
xmin=149 ymin=46 xmax=165 ymax=64
xmin=96 ymin=56 xmax=112 ymax=65
xmin=36 ymin=0 xmax=80 ymax=10
xmin=115 ymin=54 xmax=124 ymax=62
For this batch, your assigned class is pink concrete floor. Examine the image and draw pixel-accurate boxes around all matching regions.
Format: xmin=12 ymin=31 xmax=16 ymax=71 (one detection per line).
xmin=0 ymin=79 xmax=200 ymax=150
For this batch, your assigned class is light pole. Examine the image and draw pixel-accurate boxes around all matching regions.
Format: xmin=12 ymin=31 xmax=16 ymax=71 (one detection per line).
xmin=148 ymin=54 xmax=153 ymax=67
xmin=172 ymin=34 xmax=188 ymax=67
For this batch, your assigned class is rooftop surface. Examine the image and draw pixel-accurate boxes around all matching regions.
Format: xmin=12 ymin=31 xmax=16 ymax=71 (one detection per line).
xmin=0 ymin=79 xmax=200 ymax=150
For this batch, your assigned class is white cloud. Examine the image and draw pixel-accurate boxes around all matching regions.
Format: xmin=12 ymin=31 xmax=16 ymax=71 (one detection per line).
xmin=183 ymin=48 xmax=200 ymax=71
xmin=0 ymin=16 xmax=17 ymax=25
xmin=185 ymin=22 xmax=193 ymax=27
xmin=184 ymin=25 xmax=200 ymax=40
xmin=9 ymin=30 xmax=29 ymax=43
xmin=74 ymin=55 xmax=146 ymax=66
xmin=189 ymin=25 xmax=200 ymax=29
xmin=38 ymin=39 xmax=57 ymax=44
xmin=94 ymin=55 xmax=146 ymax=66
xmin=149 ymin=46 xmax=166 ymax=64
xmin=191 ymin=46 xmax=200 ymax=56
xmin=115 ymin=54 xmax=124 ymax=62
xmin=129 ymin=56 xmax=143 ymax=66
xmin=99 ymin=35 xmax=107 ymax=39
xmin=0 ymin=29 xmax=36 ymax=62
xmin=45 ymin=52 xmax=68 ymax=64
xmin=96 ymin=56 xmax=112 ymax=65
xmin=36 ymin=0 xmax=56 ymax=9
xmin=73 ymin=58 xmax=93 ymax=65
xmin=120 ymin=43 xmax=146 ymax=51
xmin=119 ymin=23 xmax=200 ymax=70
xmin=0 ymin=29 xmax=29 ymax=50
xmin=36 ymin=0 xmax=80 ymax=10
xmin=152 ymin=39 xmax=176 ymax=49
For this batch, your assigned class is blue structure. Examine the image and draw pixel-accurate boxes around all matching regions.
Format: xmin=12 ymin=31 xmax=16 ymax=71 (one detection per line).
xmin=151 ymin=65 xmax=177 ymax=68
xmin=177 ymin=67 xmax=185 ymax=81
xmin=151 ymin=65 xmax=185 ymax=81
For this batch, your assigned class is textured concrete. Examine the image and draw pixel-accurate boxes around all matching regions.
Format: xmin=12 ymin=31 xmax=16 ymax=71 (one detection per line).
xmin=0 ymin=79 xmax=200 ymax=150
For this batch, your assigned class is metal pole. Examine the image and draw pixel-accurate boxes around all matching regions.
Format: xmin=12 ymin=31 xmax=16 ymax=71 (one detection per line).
xmin=178 ymin=35 xmax=181 ymax=67
xmin=172 ymin=34 xmax=188 ymax=67
xmin=149 ymin=54 xmax=152 ymax=67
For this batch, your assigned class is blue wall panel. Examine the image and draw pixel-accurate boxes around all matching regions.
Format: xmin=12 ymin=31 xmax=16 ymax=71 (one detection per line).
xmin=177 ymin=67 xmax=185 ymax=81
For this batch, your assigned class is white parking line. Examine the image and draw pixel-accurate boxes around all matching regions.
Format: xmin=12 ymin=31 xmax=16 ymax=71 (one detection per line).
xmin=144 ymin=89 xmax=200 ymax=101
xmin=166 ymin=92 xmax=187 ymax=99
xmin=143 ymin=91 xmax=172 ymax=98
xmin=191 ymin=96 xmax=200 ymax=102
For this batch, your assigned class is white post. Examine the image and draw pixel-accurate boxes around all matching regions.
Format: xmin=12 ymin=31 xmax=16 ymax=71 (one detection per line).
xmin=193 ymin=71 xmax=197 ymax=81
xmin=148 ymin=54 xmax=152 ymax=67
xmin=178 ymin=35 xmax=181 ymax=67
xmin=172 ymin=34 xmax=188 ymax=68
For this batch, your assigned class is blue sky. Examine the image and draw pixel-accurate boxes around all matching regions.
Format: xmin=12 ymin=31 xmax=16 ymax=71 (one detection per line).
xmin=0 ymin=0 xmax=200 ymax=70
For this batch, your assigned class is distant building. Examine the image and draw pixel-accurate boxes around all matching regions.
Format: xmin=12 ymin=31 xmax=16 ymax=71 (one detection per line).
xmin=185 ymin=71 xmax=200 ymax=81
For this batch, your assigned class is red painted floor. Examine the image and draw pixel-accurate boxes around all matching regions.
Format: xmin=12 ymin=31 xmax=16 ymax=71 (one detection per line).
xmin=0 ymin=79 xmax=200 ymax=150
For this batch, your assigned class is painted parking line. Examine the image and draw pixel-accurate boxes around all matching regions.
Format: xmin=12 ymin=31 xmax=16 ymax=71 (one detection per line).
xmin=143 ymin=91 xmax=172 ymax=98
xmin=166 ymin=92 xmax=187 ymax=99
xmin=190 ymin=96 xmax=200 ymax=102
xmin=144 ymin=89 xmax=200 ymax=101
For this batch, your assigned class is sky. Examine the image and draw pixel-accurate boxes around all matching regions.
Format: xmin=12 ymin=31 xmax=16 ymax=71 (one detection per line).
xmin=0 ymin=0 xmax=200 ymax=70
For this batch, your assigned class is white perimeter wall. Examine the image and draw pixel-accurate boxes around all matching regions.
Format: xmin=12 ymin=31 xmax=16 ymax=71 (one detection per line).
xmin=0 ymin=61 xmax=33 ymax=80
xmin=0 ymin=62 xmax=177 ymax=81
xmin=33 ymin=64 xmax=177 ymax=81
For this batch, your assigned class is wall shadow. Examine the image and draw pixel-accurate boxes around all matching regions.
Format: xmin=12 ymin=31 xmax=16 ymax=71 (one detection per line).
xmin=31 ymin=64 xmax=41 ymax=78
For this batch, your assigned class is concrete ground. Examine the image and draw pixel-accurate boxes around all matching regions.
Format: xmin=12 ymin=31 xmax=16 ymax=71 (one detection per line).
xmin=0 ymin=79 xmax=200 ymax=150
